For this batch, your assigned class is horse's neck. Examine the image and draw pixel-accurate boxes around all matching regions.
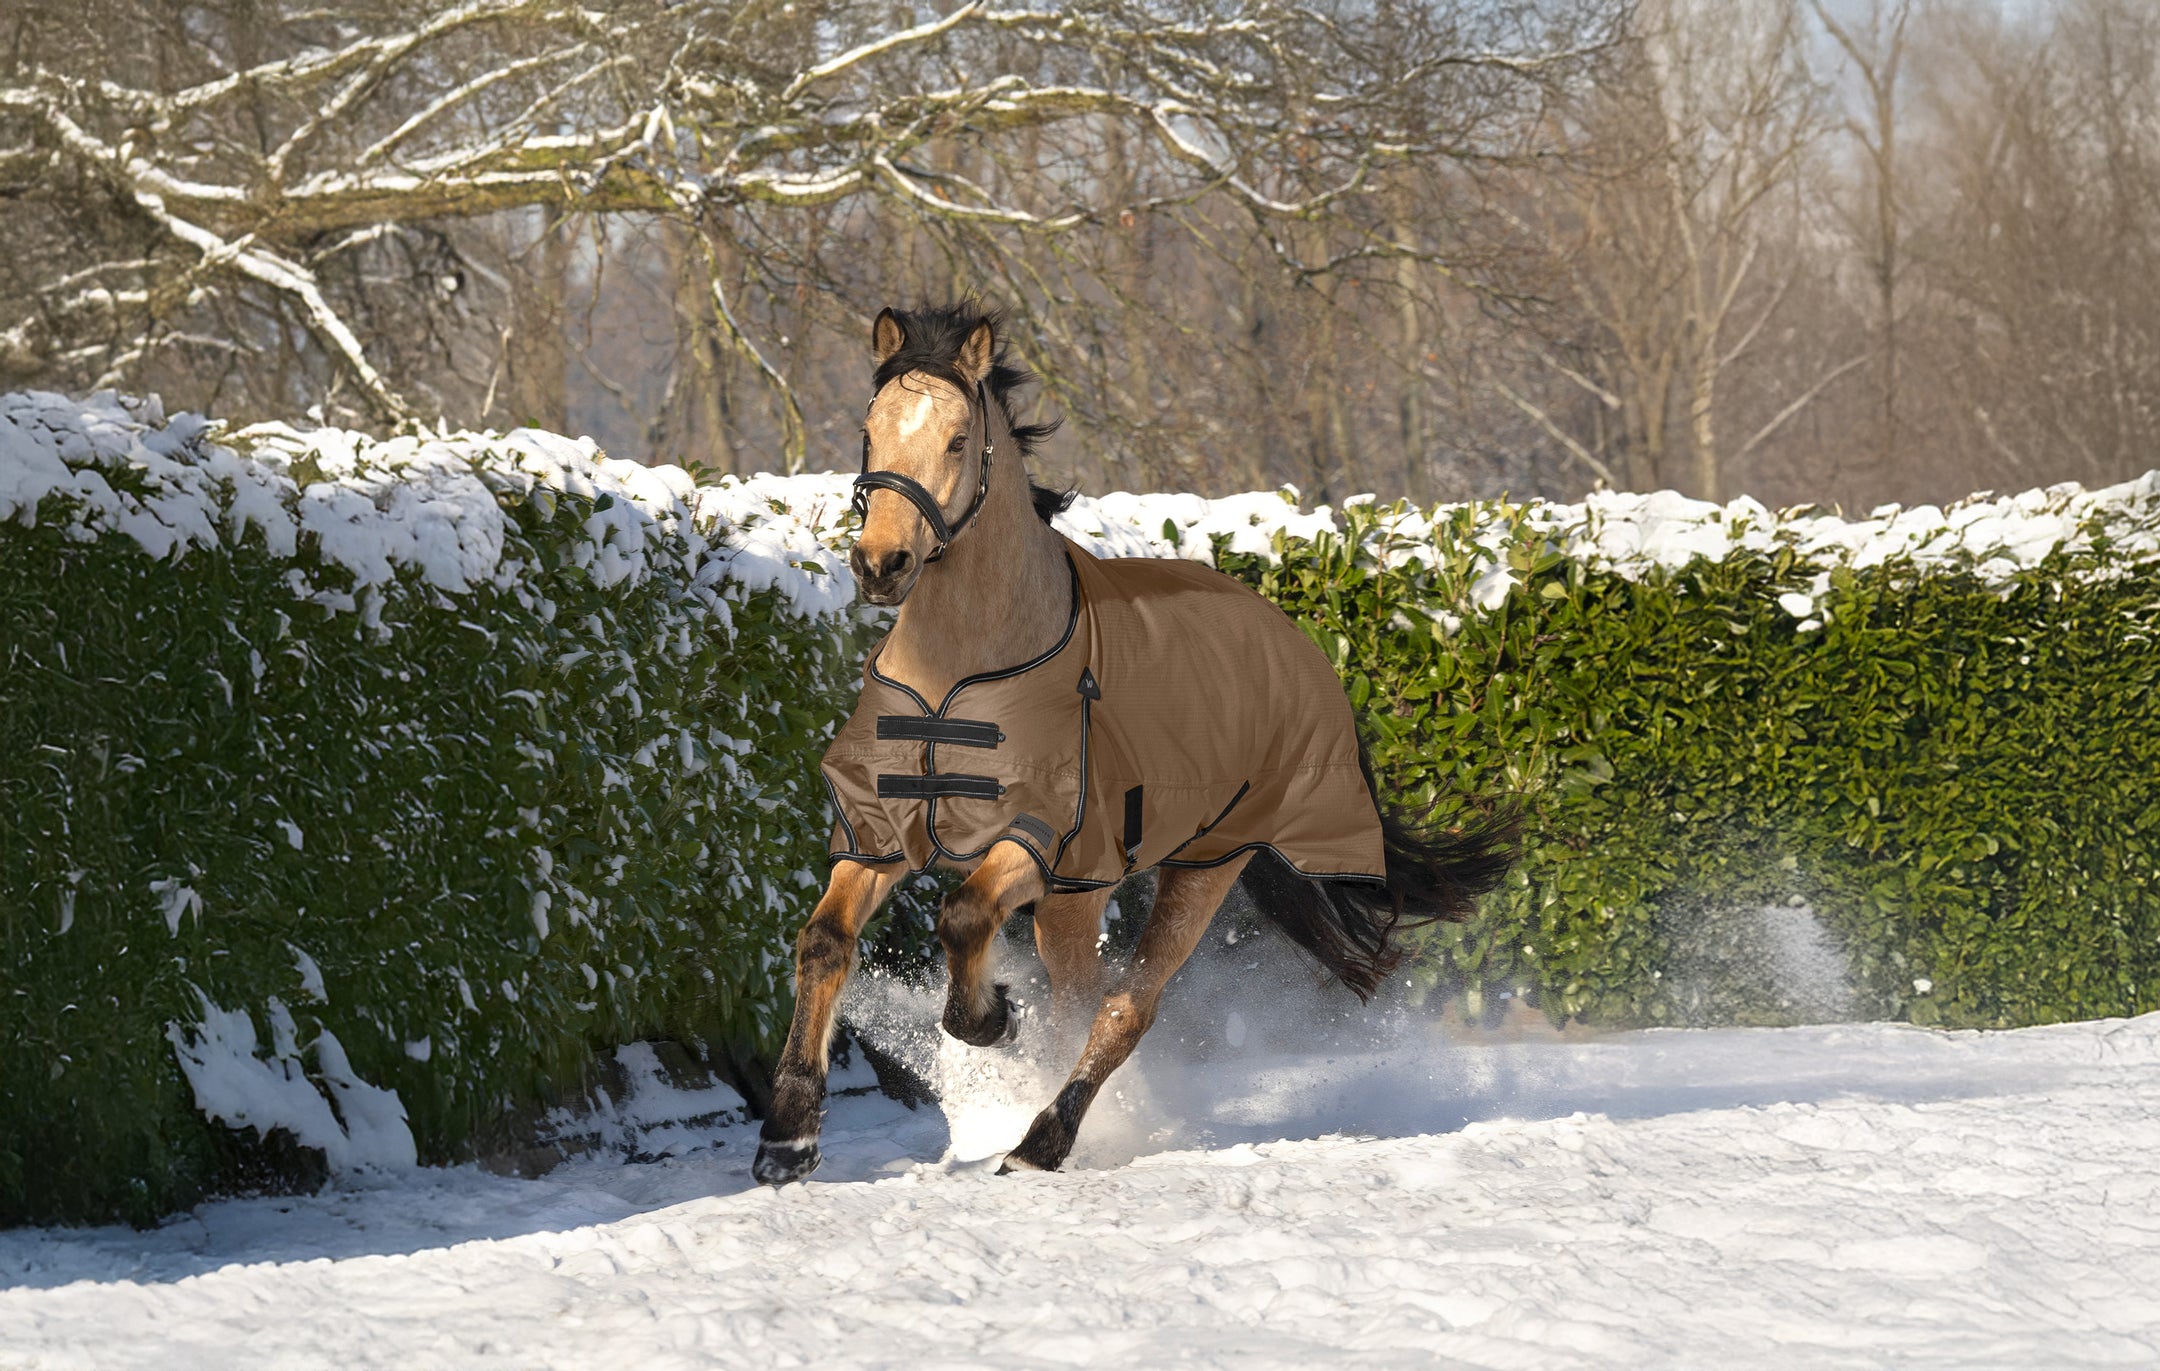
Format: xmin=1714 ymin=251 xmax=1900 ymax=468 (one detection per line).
xmin=876 ymin=419 xmax=1069 ymax=706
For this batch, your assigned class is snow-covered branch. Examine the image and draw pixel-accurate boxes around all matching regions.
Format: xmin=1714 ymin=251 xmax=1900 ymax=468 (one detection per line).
xmin=0 ymin=0 xmax=1595 ymax=417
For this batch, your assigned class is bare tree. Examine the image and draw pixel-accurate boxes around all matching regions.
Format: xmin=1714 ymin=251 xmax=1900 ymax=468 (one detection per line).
xmin=1813 ymin=0 xmax=1911 ymax=478
xmin=0 ymin=0 xmax=1608 ymax=482
xmin=1907 ymin=0 xmax=2160 ymax=490
xmin=1494 ymin=0 xmax=1860 ymax=501
xmin=8 ymin=1 xmax=2144 ymax=509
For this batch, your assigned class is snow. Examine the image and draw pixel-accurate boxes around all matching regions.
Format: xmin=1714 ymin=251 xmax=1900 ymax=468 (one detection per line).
xmin=10 ymin=1003 xmax=2159 ymax=1368
xmin=0 ymin=392 xmax=858 ymax=619
xmin=10 ymin=392 xmax=2160 ymax=1363
xmin=8 ymin=392 xmax=2156 ymax=632
xmin=164 ymin=995 xmax=416 ymax=1175
xmin=1051 ymin=475 xmax=2160 ymax=611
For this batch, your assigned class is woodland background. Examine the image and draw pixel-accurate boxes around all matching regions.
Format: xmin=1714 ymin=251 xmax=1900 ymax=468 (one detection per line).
xmin=3 ymin=0 xmax=2154 ymax=512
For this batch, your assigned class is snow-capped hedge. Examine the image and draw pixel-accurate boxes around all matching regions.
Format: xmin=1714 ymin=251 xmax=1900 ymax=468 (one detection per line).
xmin=6 ymin=388 xmax=2159 ymax=1224
xmin=1 ymin=393 xmax=869 ymax=1225
xmin=1218 ymin=483 xmax=2160 ymax=1035
xmin=1068 ymin=472 xmax=2158 ymax=1036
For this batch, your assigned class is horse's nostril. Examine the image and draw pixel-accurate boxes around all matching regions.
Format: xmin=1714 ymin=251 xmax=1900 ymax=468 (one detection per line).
xmin=876 ymin=549 xmax=914 ymax=581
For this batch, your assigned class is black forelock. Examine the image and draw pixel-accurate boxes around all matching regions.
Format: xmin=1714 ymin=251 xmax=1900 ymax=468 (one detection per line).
xmin=870 ymin=300 xmax=1073 ymax=523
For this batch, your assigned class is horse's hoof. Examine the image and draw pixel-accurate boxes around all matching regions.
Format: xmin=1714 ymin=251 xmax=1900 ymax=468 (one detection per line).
xmin=943 ymin=983 xmax=1021 ymax=1048
xmin=752 ymin=1137 xmax=822 ymax=1186
xmin=995 ymin=1152 xmax=1051 ymax=1176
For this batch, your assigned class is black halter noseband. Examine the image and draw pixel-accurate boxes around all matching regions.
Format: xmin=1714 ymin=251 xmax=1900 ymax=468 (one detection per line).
xmin=851 ymin=378 xmax=994 ymax=564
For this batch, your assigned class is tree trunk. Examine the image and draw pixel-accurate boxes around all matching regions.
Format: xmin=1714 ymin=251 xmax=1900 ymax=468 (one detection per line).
xmin=659 ymin=217 xmax=736 ymax=475
xmin=1394 ymin=218 xmax=1428 ymax=507
xmin=1689 ymin=345 xmax=1720 ymax=502
xmin=508 ymin=210 xmax=570 ymax=434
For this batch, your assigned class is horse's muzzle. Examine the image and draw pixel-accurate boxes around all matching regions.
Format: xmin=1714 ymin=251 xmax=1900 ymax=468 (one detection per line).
xmin=852 ymin=543 xmax=919 ymax=605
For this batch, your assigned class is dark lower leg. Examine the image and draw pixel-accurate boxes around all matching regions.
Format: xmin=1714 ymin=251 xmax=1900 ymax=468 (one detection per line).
xmin=1001 ymin=858 xmax=1248 ymax=1173
xmin=754 ymin=862 xmax=895 ymax=1185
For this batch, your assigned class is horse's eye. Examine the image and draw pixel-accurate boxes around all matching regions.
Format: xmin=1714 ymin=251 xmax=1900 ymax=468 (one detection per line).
xmin=947 ymin=434 xmax=968 ymax=455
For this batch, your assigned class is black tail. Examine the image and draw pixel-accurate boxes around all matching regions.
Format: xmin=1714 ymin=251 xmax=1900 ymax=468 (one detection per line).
xmin=1238 ymin=743 xmax=1522 ymax=1001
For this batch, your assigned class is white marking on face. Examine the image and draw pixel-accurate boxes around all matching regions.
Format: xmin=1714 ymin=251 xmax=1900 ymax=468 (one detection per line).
xmin=896 ymin=390 xmax=937 ymax=440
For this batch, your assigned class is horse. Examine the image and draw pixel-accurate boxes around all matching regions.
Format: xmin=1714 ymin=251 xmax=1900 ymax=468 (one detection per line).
xmin=752 ymin=303 xmax=1519 ymax=1184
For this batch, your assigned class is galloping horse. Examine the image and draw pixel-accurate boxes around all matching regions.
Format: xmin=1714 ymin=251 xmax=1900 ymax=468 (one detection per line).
xmin=752 ymin=304 xmax=1518 ymax=1184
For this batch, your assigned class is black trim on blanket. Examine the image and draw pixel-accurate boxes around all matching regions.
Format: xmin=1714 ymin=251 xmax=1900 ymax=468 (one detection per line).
xmin=865 ymin=656 xmax=933 ymax=715
xmin=926 ymin=798 xmax=996 ymax=865
xmin=865 ymin=552 xmax=1082 ymax=720
xmin=914 ymin=551 xmax=1090 ymax=870
xmin=1050 ymin=691 xmax=1094 ymax=878
xmin=876 ymin=716 xmax=1002 ymax=748
xmin=1157 ymin=781 xmax=1253 ymax=865
xmin=1001 ymin=834 xmax=1118 ymax=895
xmin=839 ymin=549 xmax=1105 ymax=882
xmin=1157 ymin=839 xmax=1387 ymax=884
xmin=825 ymin=766 xmax=905 ymax=868
xmin=826 ymin=849 xmax=909 ymax=868
xmin=822 ymin=771 xmax=859 ymax=855
xmin=878 ymin=773 xmax=1004 ymax=801
xmin=931 ymin=552 xmax=1083 ymax=714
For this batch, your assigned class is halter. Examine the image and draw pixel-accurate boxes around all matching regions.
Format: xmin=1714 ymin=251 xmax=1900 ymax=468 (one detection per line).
xmin=851 ymin=377 xmax=995 ymax=565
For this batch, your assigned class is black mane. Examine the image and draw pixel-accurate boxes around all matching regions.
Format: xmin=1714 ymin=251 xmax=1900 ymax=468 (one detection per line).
xmin=871 ymin=301 xmax=1073 ymax=524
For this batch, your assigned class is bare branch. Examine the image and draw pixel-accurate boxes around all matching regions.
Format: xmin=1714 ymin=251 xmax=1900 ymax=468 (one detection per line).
xmin=1733 ymin=351 xmax=1871 ymax=462
xmin=1492 ymin=376 xmax=1618 ymax=487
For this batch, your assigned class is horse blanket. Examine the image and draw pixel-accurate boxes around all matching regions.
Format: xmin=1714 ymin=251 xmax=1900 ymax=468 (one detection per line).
xmin=822 ymin=543 xmax=1386 ymax=891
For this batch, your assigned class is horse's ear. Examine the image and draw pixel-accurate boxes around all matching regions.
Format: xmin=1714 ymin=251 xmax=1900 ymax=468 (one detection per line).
xmin=954 ymin=319 xmax=994 ymax=387
xmin=872 ymin=308 xmax=905 ymax=364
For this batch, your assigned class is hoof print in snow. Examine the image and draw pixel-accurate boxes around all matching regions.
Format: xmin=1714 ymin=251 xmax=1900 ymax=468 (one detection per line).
xmin=752 ymin=1138 xmax=822 ymax=1186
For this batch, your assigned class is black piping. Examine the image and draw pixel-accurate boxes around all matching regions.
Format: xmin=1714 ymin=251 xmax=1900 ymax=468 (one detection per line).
xmin=1050 ymin=690 xmax=1093 ymax=877
xmin=1157 ymin=839 xmax=1388 ymax=884
xmin=863 ymin=550 xmax=1080 ymax=718
xmin=878 ymin=773 xmax=1004 ymax=801
xmin=821 ymin=771 xmax=860 ymax=855
xmin=866 ymin=655 xmax=934 ymax=715
xmin=876 ymin=716 xmax=1002 ymax=748
xmin=931 ymin=552 xmax=1083 ymax=715
xmin=1157 ymin=781 xmax=1253 ymax=865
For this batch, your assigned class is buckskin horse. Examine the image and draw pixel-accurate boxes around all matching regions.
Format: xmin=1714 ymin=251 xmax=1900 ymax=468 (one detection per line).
xmin=752 ymin=303 xmax=1519 ymax=1184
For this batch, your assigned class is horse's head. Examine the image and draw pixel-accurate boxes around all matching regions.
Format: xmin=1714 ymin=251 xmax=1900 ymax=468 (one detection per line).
xmin=850 ymin=306 xmax=996 ymax=606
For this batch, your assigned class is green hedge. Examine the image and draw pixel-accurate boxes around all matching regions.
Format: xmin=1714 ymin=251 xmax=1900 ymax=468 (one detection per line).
xmin=1 ymin=400 xmax=863 ymax=1225
xmin=6 ymin=390 xmax=2158 ymax=1226
xmin=1223 ymin=493 xmax=2160 ymax=1031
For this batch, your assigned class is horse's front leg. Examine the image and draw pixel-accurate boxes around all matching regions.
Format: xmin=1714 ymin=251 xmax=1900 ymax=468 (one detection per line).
xmin=753 ymin=859 xmax=900 ymax=1185
xmin=938 ymin=842 xmax=1047 ymax=1047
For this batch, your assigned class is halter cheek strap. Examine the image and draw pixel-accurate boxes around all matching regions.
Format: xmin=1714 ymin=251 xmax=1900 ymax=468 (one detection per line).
xmin=852 ymin=380 xmax=994 ymax=565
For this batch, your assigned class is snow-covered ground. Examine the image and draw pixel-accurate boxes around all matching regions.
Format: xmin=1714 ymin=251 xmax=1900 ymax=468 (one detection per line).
xmin=5 ymin=986 xmax=2158 ymax=1369
xmin=8 ymin=393 xmax=2160 ymax=1365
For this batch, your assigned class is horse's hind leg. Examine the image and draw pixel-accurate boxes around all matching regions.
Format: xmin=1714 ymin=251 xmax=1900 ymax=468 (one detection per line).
xmin=938 ymin=842 xmax=1046 ymax=1047
xmin=1030 ymin=888 xmax=1112 ymax=1046
xmin=999 ymin=856 xmax=1250 ymax=1174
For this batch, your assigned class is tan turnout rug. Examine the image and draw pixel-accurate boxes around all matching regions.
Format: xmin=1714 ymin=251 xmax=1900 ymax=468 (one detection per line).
xmin=823 ymin=543 xmax=1387 ymax=890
